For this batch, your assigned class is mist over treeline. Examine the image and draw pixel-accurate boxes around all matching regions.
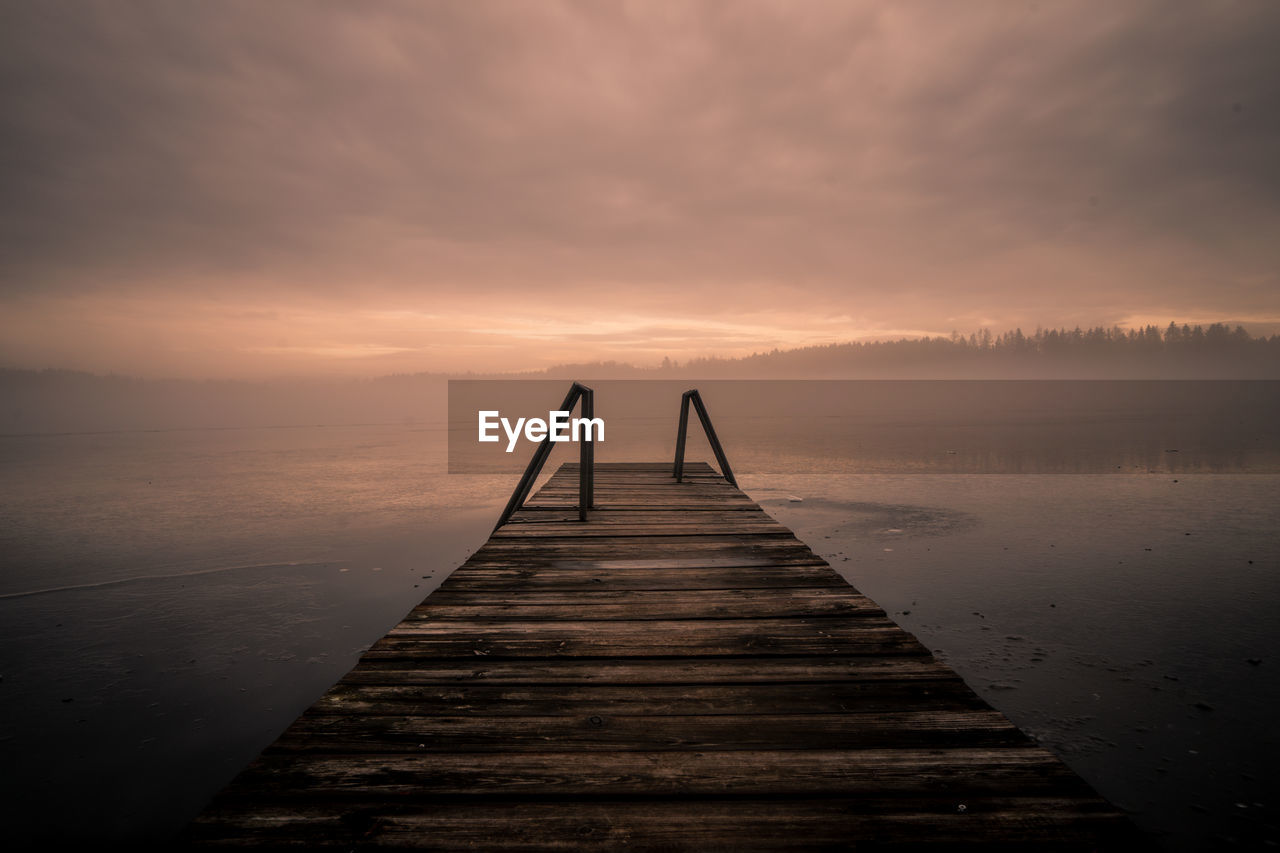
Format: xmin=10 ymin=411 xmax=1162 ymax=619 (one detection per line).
xmin=548 ymin=323 xmax=1280 ymax=379
xmin=4 ymin=323 xmax=1278 ymax=434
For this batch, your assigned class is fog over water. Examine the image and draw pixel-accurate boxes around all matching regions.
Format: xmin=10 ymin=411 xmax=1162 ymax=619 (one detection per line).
xmin=1 ymin=379 xmax=1277 ymax=848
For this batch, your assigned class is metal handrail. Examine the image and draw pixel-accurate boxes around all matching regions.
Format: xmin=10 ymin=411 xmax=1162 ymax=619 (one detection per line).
xmin=673 ymin=388 xmax=737 ymax=487
xmin=493 ymin=382 xmax=595 ymax=530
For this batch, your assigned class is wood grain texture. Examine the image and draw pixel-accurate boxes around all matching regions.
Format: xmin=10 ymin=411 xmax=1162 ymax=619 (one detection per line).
xmin=185 ymin=461 xmax=1142 ymax=850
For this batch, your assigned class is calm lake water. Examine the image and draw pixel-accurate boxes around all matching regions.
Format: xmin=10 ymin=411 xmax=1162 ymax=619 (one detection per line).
xmin=1 ymin=381 xmax=1277 ymax=848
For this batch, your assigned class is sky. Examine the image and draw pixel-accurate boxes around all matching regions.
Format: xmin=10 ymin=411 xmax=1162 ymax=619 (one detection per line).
xmin=1 ymin=0 xmax=1278 ymax=378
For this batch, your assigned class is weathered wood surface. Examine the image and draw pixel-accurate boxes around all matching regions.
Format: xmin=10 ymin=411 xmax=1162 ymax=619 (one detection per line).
xmin=186 ymin=462 xmax=1140 ymax=849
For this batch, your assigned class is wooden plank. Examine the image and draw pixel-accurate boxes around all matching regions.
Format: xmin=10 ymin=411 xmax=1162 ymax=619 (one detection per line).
xmin=341 ymin=656 xmax=962 ymax=684
xmin=491 ymin=523 xmax=792 ymax=538
xmin=530 ymin=486 xmax=752 ymax=493
xmin=308 ymin=680 xmax=988 ymax=716
xmin=363 ymin=634 xmax=925 ymax=660
xmin=265 ymin=711 xmax=1026 ymax=754
xmin=418 ymin=586 xmax=873 ymax=605
xmin=459 ymin=550 xmax=832 ymax=567
xmin=368 ymin=619 xmax=928 ymax=659
xmin=190 ymin=798 xmax=1135 ymax=850
xmin=472 ymin=533 xmax=817 ymax=548
xmin=526 ymin=501 xmax=759 ymax=508
xmin=227 ymin=747 xmax=1073 ymax=793
xmin=433 ymin=567 xmax=848 ymax=592
xmin=379 ymin=617 xmax=902 ymax=636
xmin=482 ymin=533 xmax=802 ymax=546
xmin=412 ymin=588 xmax=886 ymax=619
xmin=468 ymin=542 xmax=826 ymax=561
xmin=507 ymin=510 xmax=780 ymax=523
xmin=454 ymin=555 xmax=830 ymax=569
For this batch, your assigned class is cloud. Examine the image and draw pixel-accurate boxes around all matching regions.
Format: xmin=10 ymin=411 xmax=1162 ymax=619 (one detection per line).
xmin=1 ymin=0 xmax=1278 ymax=375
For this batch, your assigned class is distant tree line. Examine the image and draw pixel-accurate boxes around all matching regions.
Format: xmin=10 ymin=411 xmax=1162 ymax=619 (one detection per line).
xmin=547 ymin=323 xmax=1280 ymax=379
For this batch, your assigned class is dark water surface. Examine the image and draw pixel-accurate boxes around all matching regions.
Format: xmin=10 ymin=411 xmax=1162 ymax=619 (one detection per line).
xmin=2 ymin=381 xmax=1277 ymax=848
xmin=752 ymin=474 xmax=1279 ymax=850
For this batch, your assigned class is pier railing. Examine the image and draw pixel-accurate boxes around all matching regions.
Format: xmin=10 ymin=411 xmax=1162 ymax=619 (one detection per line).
xmin=494 ymin=384 xmax=737 ymax=529
xmin=494 ymin=382 xmax=595 ymax=529
xmin=673 ymin=389 xmax=737 ymax=487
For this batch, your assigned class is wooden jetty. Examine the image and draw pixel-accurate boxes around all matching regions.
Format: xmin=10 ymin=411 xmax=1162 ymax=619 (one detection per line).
xmin=188 ymin=458 xmax=1138 ymax=849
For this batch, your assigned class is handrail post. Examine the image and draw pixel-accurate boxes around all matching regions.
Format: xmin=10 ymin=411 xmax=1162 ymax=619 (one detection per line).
xmin=494 ymin=382 xmax=594 ymax=530
xmin=672 ymin=388 xmax=736 ymax=487
xmin=690 ymin=391 xmax=737 ymax=487
xmin=673 ymin=391 xmax=691 ymax=482
xmin=578 ymin=385 xmax=594 ymax=521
